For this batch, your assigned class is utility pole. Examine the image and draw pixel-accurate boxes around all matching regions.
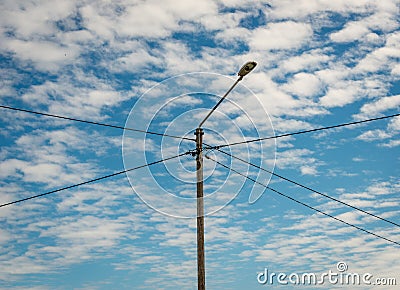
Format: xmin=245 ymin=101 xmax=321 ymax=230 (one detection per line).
xmin=194 ymin=61 xmax=257 ymax=290
xmin=195 ymin=128 xmax=205 ymax=290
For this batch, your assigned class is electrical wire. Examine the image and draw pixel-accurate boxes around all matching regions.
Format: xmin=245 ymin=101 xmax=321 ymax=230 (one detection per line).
xmin=214 ymin=148 xmax=400 ymax=229
xmin=0 ymin=105 xmax=195 ymax=141
xmin=209 ymin=113 xmax=400 ymax=149
xmin=0 ymin=152 xmax=190 ymax=208
xmin=205 ymin=155 xmax=400 ymax=247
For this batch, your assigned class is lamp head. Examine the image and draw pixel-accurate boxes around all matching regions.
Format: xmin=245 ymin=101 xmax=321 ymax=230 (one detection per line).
xmin=238 ymin=61 xmax=257 ymax=77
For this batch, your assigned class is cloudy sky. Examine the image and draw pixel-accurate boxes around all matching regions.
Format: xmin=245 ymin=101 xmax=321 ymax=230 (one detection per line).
xmin=0 ymin=0 xmax=399 ymax=289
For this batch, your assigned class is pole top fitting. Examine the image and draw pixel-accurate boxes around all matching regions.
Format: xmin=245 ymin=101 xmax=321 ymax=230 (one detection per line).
xmin=195 ymin=128 xmax=204 ymax=135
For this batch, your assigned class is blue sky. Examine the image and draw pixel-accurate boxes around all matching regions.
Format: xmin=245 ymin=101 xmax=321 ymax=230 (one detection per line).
xmin=0 ymin=0 xmax=399 ymax=289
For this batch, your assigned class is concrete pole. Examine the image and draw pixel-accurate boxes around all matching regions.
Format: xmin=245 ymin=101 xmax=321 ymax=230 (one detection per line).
xmin=195 ymin=127 xmax=205 ymax=290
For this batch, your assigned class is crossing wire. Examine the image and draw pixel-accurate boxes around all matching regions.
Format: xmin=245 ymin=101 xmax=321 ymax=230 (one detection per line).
xmin=0 ymin=152 xmax=190 ymax=208
xmin=0 ymin=104 xmax=195 ymax=141
xmin=205 ymin=155 xmax=400 ymax=247
xmin=214 ymin=148 xmax=400 ymax=229
xmin=209 ymin=113 xmax=400 ymax=149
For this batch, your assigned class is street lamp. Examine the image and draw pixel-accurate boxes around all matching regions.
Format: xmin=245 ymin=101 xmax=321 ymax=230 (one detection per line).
xmin=195 ymin=61 xmax=257 ymax=290
xmin=198 ymin=61 xmax=257 ymax=128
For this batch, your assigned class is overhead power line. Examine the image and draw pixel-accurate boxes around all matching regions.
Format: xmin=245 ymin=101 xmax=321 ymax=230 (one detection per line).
xmin=209 ymin=113 xmax=400 ymax=149
xmin=214 ymin=148 xmax=400 ymax=229
xmin=205 ymin=155 xmax=400 ymax=247
xmin=0 ymin=104 xmax=195 ymax=141
xmin=0 ymin=152 xmax=189 ymax=208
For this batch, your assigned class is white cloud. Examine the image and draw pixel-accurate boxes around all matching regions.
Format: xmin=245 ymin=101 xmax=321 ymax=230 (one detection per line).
xmin=245 ymin=72 xmax=299 ymax=115
xmin=0 ymin=159 xmax=28 ymax=179
xmin=42 ymin=215 xmax=129 ymax=247
xmin=22 ymin=163 xmax=64 ymax=184
xmin=152 ymin=41 xmax=215 ymax=75
xmin=0 ymin=125 xmax=118 ymax=190
xmin=162 ymin=0 xmax=218 ymax=20
xmin=319 ymin=83 xmax=361 ymax=108
xmin=215 ymin=27 xmax=252 ymax=44
xmin=112 ymin=49 xmax=162 ymax=72
xmin=281 ymin=72 xmax=322 ymax=98
xmin=20 ymin=71 xmax=129 ymax=120
xmin=81 ymin=0 xmax=218 ymax=40
xmin=388 ymin=116 xmax=400 ymax=131
xmin=115 ymin=3 xmax=177 ymax=38
xmin=357 ymin=129 xmax=392 ymax=141
xmin=249 ymin=21 xmax=313 ymax=51
xmin=364 ymin=32 xmax=382 ymax=44
xmin=279 ymin=50 xmax=331 ymax=74
xmin=244 ymin=71 xmax=329 ymax=118
xmin=79 ymin=4 xmax=115 ymax=40
xmin=3 ymin=39 xmax=79 ymax=72
xmin=382 ymin=139 xmax=400 ymax=147
xmin=354 ymin=31 xmax=400 ymax=73
xmin=315 ymin=66 xmax=351 ymax=86
xmin=0 ymin=0 xmax=83 ymax=72
xmin=357 ymin=95 xmax=400 ymax=118
xmin=275 ymin=148 xmax=317 ymax=170
xmin=392 ymin=64 xmax=400 ymax=75
xmin=201 ymin=11 xmax=244 ymax=31
xmin=272 ymin=118 xmax=314 ymax=134
xmin=0 ymin=0 xmax=75 ymax=38
xmin=364 ymin=181 xmax=399 ymax=196
xmin=330 ymin=4 xmax=399 ymax=43
xmin=0 ymin=0 xmax=399 ymax=288
xmin=268 ymin=0 xmax=374 ymax=19
xmin=355 ymin=116 xmax=399 ymax=146
xmin=217 ymin=0 xmax=270 ymax=9
xmin=330 ymin=21 xmax=370 ymax=43
xmin=352 ymin=157 xmax=364 ymax=162
xmin=300 ymin=165 xmax=318 ymax=175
